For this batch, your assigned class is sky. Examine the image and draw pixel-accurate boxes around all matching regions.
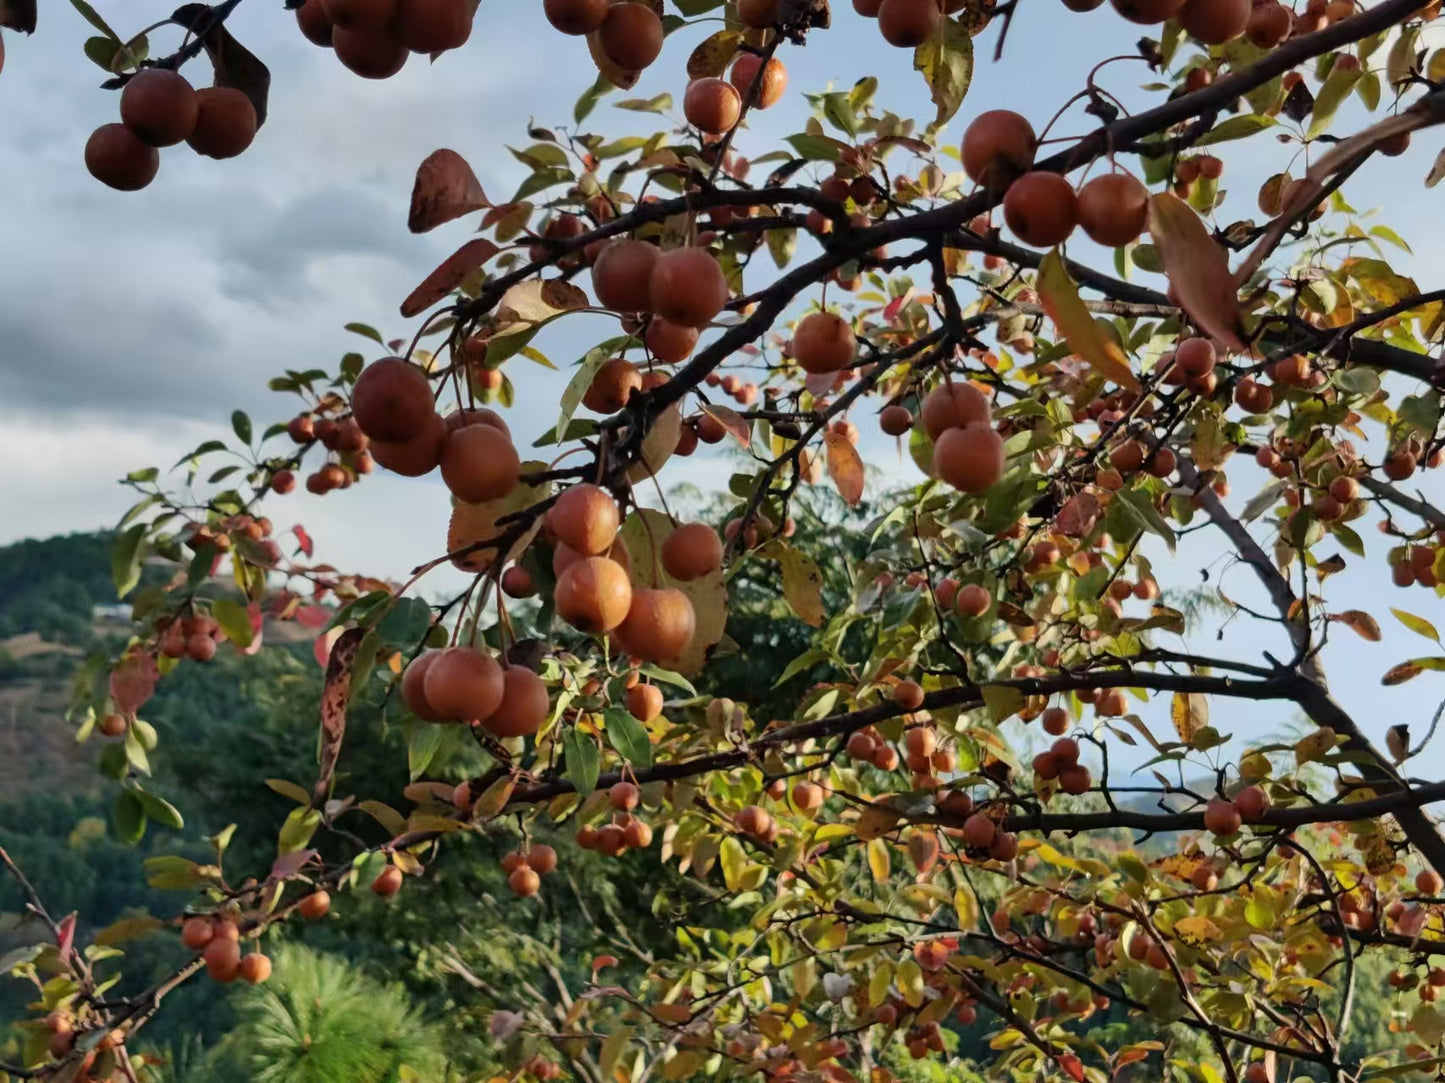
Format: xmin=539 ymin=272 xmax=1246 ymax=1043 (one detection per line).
xmin=2 ymin=1 xmax=1444 ymax=776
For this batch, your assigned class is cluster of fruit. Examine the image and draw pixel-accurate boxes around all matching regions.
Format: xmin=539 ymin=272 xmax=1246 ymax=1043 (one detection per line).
xmin=499 ymin=843 xmax=558 ymax=896
xmin=575 ymin=781 xmax=656 ymax=854
xmin=85 ymin=68 xmax=257 ymax=191
xmin=403 ymin=644 xmax=551 ymax=738
xmin=918 ymin=380 xmax=1006 ymax=495
xmin=850 ymin=0 xmax=974 ymax=47
xmin=180 ymin=914 xmax=272 ymax=984
xmin=293 ymin=0 xmax=473 ymax=80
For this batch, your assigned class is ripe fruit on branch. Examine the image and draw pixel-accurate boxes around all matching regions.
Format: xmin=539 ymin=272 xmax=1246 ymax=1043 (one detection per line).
xmin=645 ymin=317 xmax=699 ymax=362
xmin=921 ymin=382 xmax=990 ymax=439
xmin=735 ymin=805 xmax=773 ymax=837
xmin=598 ymin=3 xmax=664 ymax=70
xmin=880 ymin=405 xmax=914 ymax=436
xmin=583 ymin=358 xmax=642 ymax=413
xmin=501 ymin=566 xmax=535 ymax=598
xmin=440 ymin=423 xmax=520 ymax=503
xmin=1076 ymin=172 xmax=1149 ymax=246
xmin=181 ymin=917 xmax=213 ymax=950
xmin=627 ymin=682 xmax=663 ymax=721
xmin=548 ymin=484 xmax=620 ymax=556
xmin=1058 ymin=764 xmax=1091 ymax=795
xmin=1002 ymin=171 xmax=1078 ymax=247
xmin=483 ymin=666 xmax=549 ymax=738
xmin=121 ymin=69 xmax=199 ymax=148
xmin=186 ymin=88 xmax=257 ymax=159
xmin=297 ymin=0 xmax=335 ymax=44
xmin=239 ymin=952 xmax=272 ymax=985
xmin=792 ymin=780 xmax=824 ymax=811
xmin=370 ymin=412 xmax=446 ymax=476
xmin=323 ymin=0 xmax=397 ymax=30
xmin=298 ymin=891 xmax=331 ymax=919
xmin=509 ymin=866 xmax=542 ymax=896
xmin=592 ymin=239 xmax=659 ymax=313
xmin=372 ymin=864 xmax=404 ymax=896
xmin=895 ymin=680 xmax=925 ymax=711
xmin=877 ymin=0 xmax=941 ymax=45
xmin=1180 ymin=0 xmax=1250 ymax=42
xmin=85 ymin=124 xmax=160 ymax=191
xmin=615 ymin=588 xmax=696 ymax=665
xmin=1109 ymin=0 xmax=1184 ymax=23
xmin=962 ymin=110 xmax=1036 ymax=191
xmin=205 ymin=937 xmax=242 ymax=982
xmin=934 ymin=423 xmax=1005 ymax=493
xmin=352 ymin=358 xmax=434 ymax=442
xmin=662 ymin=522 xmax=723 ymax=580
xmin=792 ymin=311 xmax=857 ymax=373
xmin=609 ymin=781 xmax=639 ymax=810
xmin=962 ymin=813 xmax=996 ymax=848
xmin=650 ymin=248 xmax=730 ymax=329
xmin=398 ymin=0 xmax=472 ymax=52
xmin=1203 ymin=797 xmax=1242 ymax=836
xmin=1234 ymin=784 xmax=1269 ymax=822
xmin=544 ymin=0 xmax=608 ymax=34
xmin=729 ymin=54 xmax=787 ymax=109
xmin=1246 ymin=1 xmax=1291 ymax=45
xmin=333 ymin=25 xmax=409 ymax=78
xmin=423 ymin=646 xmax=505 ymax=722
xmin=956 ymin=583 xmax=990 ymax=617
xmin=556 ymin=556 xmax=634 ymax=633
xmin=402 ymin=650 xmax=446 ymax=720
xmin=683 ymin=78 xmax=742 ymax=135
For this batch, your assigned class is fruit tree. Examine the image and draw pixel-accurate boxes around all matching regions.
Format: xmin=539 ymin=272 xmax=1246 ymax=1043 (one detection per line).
xmin=7 ymin=0 xmax=1445 ymax=1079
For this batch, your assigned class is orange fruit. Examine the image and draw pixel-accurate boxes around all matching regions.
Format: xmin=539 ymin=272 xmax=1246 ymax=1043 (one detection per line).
xmin=185 ymin=87 xmax=257 ymax=159
xmin=181 ymin=917 xmax=213 ymax=950
xmin=592 ymin=239 xmax=659 ymax=313
xmin=792 ymin=311 xmax=856 ymax=373
xmin=877 ymin=0 xmax=941 ymax=45
xmin=627 ymin=682 xmax=664 ymax=721
xmin=204 ymin=937 xmax=242 ymax=982
xmin=683 ymin=77 xmax=742 ymax=135
xmin=650 ymin=248 xmax=729 ymax=329
xmin=120 ymin=69 xmax=198 ymax=147
xmin=371 ymin=864 xmax=404 ymax=896
xmin=962 ymin=110 xmax=1036 ymax=190
xmin=729 ymin=54 xmax=787 ymax=108
xmin=645 ymin=317 xmax=699 ymax=362
xmin=582 ymin=358 xmax=642 ymax=413
xmin=298 ymin=891 xmax=331 ymax=919
xmin=921 ymin=382 xmax=990 ymax=438
xmin=483 ymin=666 xmax=549 ymax=738
xmin=1076 ymin=172 xmax=1148 ymax=247
xmin=955 ymin=583 xmax=990 ymax=616
xmin=555 ymin=557 xmax=634 ymax=633
xmin=508 ymin=866 xmax=541 ymax=896
xmin=547 ymin=484 xmax=620 ymax=556
xmin=1109 ymin=0 xmax=1183 ymax=22
xmin=84 ymin=124 xmax=159 ymax=191
xmin=352 ymin=358 xmax=434 ymax=442
xmin=1181 ymin=0 xmax=1249 ymax=41
xmin=239 ymin=952 xmax=272 ymax=985
xmin=1002 ymin=171 xmax=1078 ymax=247
xmin=440 ymin=423 xmax=520 ymax=503
xmin=661 ymin=522 xmax=723 ymax=580
xmin=422 ymin=646 xmax=505 ymax=722
xmin=401 ymin=650 xmax=446 ymax=720
xmin=369 ymin=412 xmax=446 ymax=476
xmin=614 ymin=588 xmax=696 ymax=665
xmin=933 ymin=423 xmax=1005 ymax=493
xmin=597 ymin=2 xmax=663 ymax=69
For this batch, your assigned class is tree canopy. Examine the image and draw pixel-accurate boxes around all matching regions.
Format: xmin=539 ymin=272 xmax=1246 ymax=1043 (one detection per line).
xmin=4 ymin=0 xmax=1445 ymax=1081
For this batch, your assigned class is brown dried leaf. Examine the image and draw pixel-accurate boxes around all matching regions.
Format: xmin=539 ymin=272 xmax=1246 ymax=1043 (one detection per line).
xmin=401 ymin=238 xmax=500 ymax=318
xmin=408 ymin=149 xmax=491 ymax=233
xmin=1330 ymin=610 xmax=1381 ymax=641
xmin=1170 ymin=691 xmax=1208 ymax=744
xmin=1037 ymin=250 xmax=1139 ymax=391
xmin=1147 ymin=192 xmax=1247 ymax=351
xmin=824 ymin=429 xmax=865 ymax=505
xmin=700 ymin=402 xmax=751 ymax=448
xmin=1383 ymin=661 xmax=1424 ymax=686
xmin=315 ymin=626 xmax=365 ymax=802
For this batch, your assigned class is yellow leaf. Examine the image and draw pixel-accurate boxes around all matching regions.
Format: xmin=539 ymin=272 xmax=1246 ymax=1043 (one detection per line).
xmin=778 ymin=546 xmax=825 ymax=627
xmin=867 ymin=837 xmax=891 ymax=882
xmin=1037 ymin=249 xmax=1140 ymax=391
xmin=1173 ymin=915 xmax=1223 ymax=947
xmin=447 ymin=461 xmax=552 ymax=573
xmin=1171 ymin=692 xmax=1209 ymax=743
xmin=897 ymin=957 xmax=925 ymax=1007
xmin=868 ymin=960 xmax=894 ymax=1008
xmin=824 ymin=429 xmax=865 ymax=505
xmin=1147 ymin=192 xmax=1247 ymax=351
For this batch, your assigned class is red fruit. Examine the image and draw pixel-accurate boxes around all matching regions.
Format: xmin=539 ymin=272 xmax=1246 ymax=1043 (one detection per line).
xmin=846 ymin=731 xmax=876 ymax=759
xmin=989 ymin=831 xmax=1020 ymax=861
xmin=440 ymin=423 xmax=520 ymax=503
xmin=792 ymin=312 xmax=856 ymax=373
xmin=1076 ymin=173 xmax=1149 ymax=247
xmin=205 ymin=937 xmax=242 ymax=982
xmin=185 ymin=87 xmax=257 ymax=159
xmin=582 ymin=358 xmax=642 ymax=413
xmin=729 ymin=53 xmax=788 ymax=108
xmin=548 ymin=484 xmax=620 ymax=556
xmin=880 ymin=405 xmax=914 ymax=435
xmin=181 ymin=917 xmax=214 ymax=950
xmin=1058 ymin=764 xmax=1091 ymax=795
xmin=895 ymin=680 xmax=925 ymax=711
xmin=962 ymin=813 xmax=996 ymax=848
xmin=1181 ymin=0 xmax=1250 ymax=42
xmin=1041 ymin=706 xmax=1069 ymax=736
xmin=239 ymin=952 xmax=272 ymax=985
xmin=296 ymin=0 xmax=335 ymax=44
xmin=662 ymin=522 xmax=723 ymax=580
xmin=592 ymin=239 xmax=659 ymax=313
xmin=423 ymin=646 xmax=505 ymax=722
xmin=956 ymin=583 xmax=991 ymax=616
xmin=683 ymin=77 xmax=742 ymax=135
xmin=1246 ymin=1 xmax=1291 ymax=45
xmin=650 ymin=248 xmax=729 ymax=329
xmin=543 ymin=0 xmax=608 ymax=33
xmin=528 ymin=845 xmax=558 ymax=874
xmin=397 ymin=0 xmax=472 ymax=52
xmin=646 ymin=317 xmax=699 ymax=363
xmin=1033 ymin=752 xmax=1061 ymax=780
xmin=85 ymin=124 xmax=160 ymax=191
xmin=921 ymin=382 xmax=991 ymax=438
xmin=735 ymin=805 xmax=773 ymax=836
xmin=934 ymin=424 xmax=1005 ymax=493
xmin=962 ymin=110 xmax=1037 ymax=190
xmin=501 ymin=565 xmax=535 ymax=598
xmin=609 ymin=781 xmax=640 ymax=810
xmin=792 ymin=780 xmax=824 ymax=811
xmin=370 ymin=412 xmax=446 ymax=476
xmin=1109 ymin=0 xmax=1183 ymax=22
xmin=508 ymin=866 xmax=542 ymax=896
xmin=483 ymin=666 xmax=549 ymax=738
xmin=1002 ymin=171 xmax=1078 ymax=247
xmin=597 ymin=3 xmax=664 ymax=70
xmin=1203 ymin=797 xmax=1242 ymax=836
xmin=332 ymin=25 xmax=408 ymax=78
xmin=298 ymin=891 xmax=331 ymax=919
xmin=1234 ymin=784 xmax=1269 ymax=822
xmin=352 ymin=358 xmax=434 ymax=442
xmin=401 ymin=653 xmax=445 ymax=720
xmin=614 ymin=587 xmax=696 ymax=665
xmin=877 ymin=0 xmax=941 ymax=45
xmin=1051 ymin=737 xmax=1080 ymax=765
xmin=120 ymin=69 xmax=199 ymax=147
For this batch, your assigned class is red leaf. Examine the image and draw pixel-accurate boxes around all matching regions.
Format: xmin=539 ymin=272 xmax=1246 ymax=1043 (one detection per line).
xmin=401 ymin=238 xmax=501 ymax=318
xmin=408 ymin=149 xmax=490 ymax=233
xmin=315 ymin=627 xmax=365 ymax=802
xmin=1057 ymin=1054 xmax=1085 ymax=1082
xmin=56 ymin=913 xmax=76 ymax=967
xmin=243 ymin=602 xmax=264 ymax=656
xmin=824 ymin=430 xmax=865 ymax=505
xmin=294 ymin=604 xmax=332 ymax=630
xmin=267 ymin=848 xmax=318 ymax=884
xmin=883 ymin=288 xmax=915 ymax=323
xmin=1147 ymin=193 xmax=1247 ymax=351
xmin=700 ymin=402 xmax=751 ymax=448
xmin=293 ymin=524 xmax=313 ymax=557
xmin=314 ymin=626 xmax=344 ymax=669
xmin=109 ymin=652 xmax=159 ymax=715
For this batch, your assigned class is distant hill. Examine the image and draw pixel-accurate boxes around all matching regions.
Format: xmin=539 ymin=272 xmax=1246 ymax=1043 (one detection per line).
xmin=0 ymin=532 xmax=116 ymax=645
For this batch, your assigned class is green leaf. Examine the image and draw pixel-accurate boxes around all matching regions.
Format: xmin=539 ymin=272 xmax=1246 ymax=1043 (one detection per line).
xmin=574 ymin=73 xmax=613 ymax=124
xmin=407 ymin=722 xmax=444 ymax=780
xmin=111 ymin=522 xmax=147 ymax=599
xmin=0 ymin=943 xmax=45 ymax=974
xmin=1392 ymin=608 xmax=1440 ymax=644
xmin=564 ymin=729 xmax=600 ymax=796
xmin=212 ymin=597 xmax=255 ymax=648
xmin=1308 ymin=66 xmax=1363 ymax=139
xmin=113 ymin=790 xmax=147 ymax=845
xmin=719 ymin=836 xmax=746 ymax=891
xmin=143 ymin=855 xmax=205 ymax=891
xmin=638 ymin=665 xmax=695 ymax=695
xmin=557 ymin=343 xmax=619 ymax=443
xmin=913 ymin=18 xmax=974 ymax=127
xmin=785 ymin=133 xmax=844 ymax=161
xmin=123 ymin=726 xmax=150 ymax=776
xmin=231 ymin=410 xmax=252 ymax=444
xmin=377 ymin=597 xmax=433 ymax=648
xmin=70 ymin=0 xmax=120 ymax=37
xmin=767 ymin=227 xmax=797 ymax=270
xmin=1195 ymin=114 xmax=1277 ymax=146
xmin=344 ymin=321 xmax=385 ymax=345
xmin=1116 ymin=486 xmax=1177 ymax=552
xmin=265 ymin=778 xmax=313 ymax=804
xmin=132 ymin=789 xmax=184 ymax=830
xmin=981 ymin=684 xmax=1025 ymax=724
xmin=604 ymin=707 xmax=653 ymax=768
xmin=776 ymin=546 xmax=826 ymax=627
xmin=278 ymin=807 xmax=322 ymax=853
